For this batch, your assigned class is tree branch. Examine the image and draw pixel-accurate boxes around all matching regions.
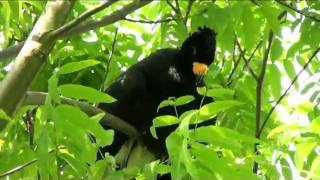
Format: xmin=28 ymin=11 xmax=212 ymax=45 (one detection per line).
xmin=241 ymin=40 xmax=263 ymax=72
xmin=166 ymin=0 xmax=180 ymax=16
xmin=60 ymin=0 xmax=151 ymax=37
xmin=101 ymin=28 xmax=118 ymax=91
xmin=0 ymin=1 xmax=75 ymax=119
xmin=227 ymin=47 xmax=246 ymax=84
xmin=253 ymin=30 xmax=273 ymax=174
xmin=0 ymin=147 xmax=64 ymax=178
xmin=184 ymin=0 xmax=195 ymax=24
xmin=0 ymin=43 xmax=23 ymax=61
xmin=275 ymin=0 xmax=320 ymax=23
xmin=49 ymin=0 xmax=116 ymax=40
xmin=0 ymin=0 xmax=151 ymax=62
xmin=23 ymin=91 xmax=141 ymax=138
xmin=123 ymin=17 xmax=179 ymax=24
xmin=258 ymin=47 xmax=320 ymax=136
xmin=235 ymin=38 xmax=259 ymax=81
xmin=0 ymin=159 xmax=37 ymax=178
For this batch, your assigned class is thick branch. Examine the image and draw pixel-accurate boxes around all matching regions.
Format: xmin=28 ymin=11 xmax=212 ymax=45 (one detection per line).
xmin=0 ymin=1 xmax=75 ymax=119
xmin=258 ymin=47 xmax=320 ymax=136
xmin=253 ymin=30 xmax=273 ymax=174
xmin=256 ymin=30 xmax=273 ymax=138
xmin=23 ymin=91 xmax=141 ymax=138
xmin=0 ymin=43 xmax=23 ymax=61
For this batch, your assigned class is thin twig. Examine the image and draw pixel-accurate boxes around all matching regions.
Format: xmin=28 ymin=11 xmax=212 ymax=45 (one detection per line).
xmin=232 ymin=36 xmax=237 ymax=65
xmin=0 ymin=0 xmax=151 ymax=62
xmin=241 ymin=41 xmax=263 ymax=72
xmin=49 ymin=0 xmax=116 ymax=40
xmin=275 ymin=0 xmax=320 ymax=23
xmin=0 ymin=147 xmax=64 ymax=178
xmin=101 ymin=28 xmax=118 ymax=91
xmin=184 ymin=0 xmax=195 ymax=24
xmin=0 ymin=159 xmax=37 ymax=178
xmin=235 ymin=39 xmax=259 ymax=81
xmin=123 ymin=17 xmax=179 ymax=24
xmin=227 ymin=48 xmax=246 ymax=84
xmin=253 ymin=30 xmax=273 ymax=174
xmin=174 ymin=0 xmax=182 ymax=16
xmin=166 ymin=0 xmax=180 ymax=15
xmin=258 ymin=47 xmax=320 ymax=136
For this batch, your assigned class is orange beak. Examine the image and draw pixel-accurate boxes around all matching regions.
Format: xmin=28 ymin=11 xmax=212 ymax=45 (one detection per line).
xmin=192 ymin=62 xmax=208 ymax=75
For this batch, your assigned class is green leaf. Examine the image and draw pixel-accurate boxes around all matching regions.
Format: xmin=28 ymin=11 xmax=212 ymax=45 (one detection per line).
xmin=270 ymin=38 xmax=283 ymax=62
xmin=204 ymin=88 xmax=235 ymax=99
xmin=157 ymin=99 xmax=175 ymax=112
xmin=36 ymin=126 xmax=50 ymax=180
xmin=311 ymin=115 xmax=320 ymax=134
xmin=157 ymin=95 xmax=195 ymax=112
xmin=58 ymin=60 xmax=101 ymax=75
xmin=58 ymin=84 xmax=116 ymax=103
xmin=190 ymin=126 xmax=258 ymax=150
xmin=283 ymin=59 xmax=297 ymax=88
xmin=199 ymin=100 xmax=244 ymax=117
xmin=268 ymin=64 xmax=281 ymax=98
xmin=301 ymin=82 xmax=316 ymax=94
xmin=150 ymin=115 xmax=179 ymax=139
xmin=310 ymin=91 xmax=320 ymax=103
xmin=8 ymin=1 xmax=19 ymax=22
xmin=296 ymin=101 xmax=314 ymax=114
xmin=295 ymin=142 xmax=317 ymax=173
xmin=267 ymin=124 xmax=307 ymax=139
xmin=287 ymin=42 xmax=302 ymax=58
xmin=56 ymin=105 xmax=113 ymax=148
xmin=2 ymin=1 xmax=11 ymax=47
xmin=191 ymin=143 xmax=260 ymax=180
xmin=174 ymin=95 xmax=195 ymax=106
xmin=59 ymin=153 xmax=86 ymax=176
xmin=241 ymin=3 xmax=261 ymax=49
xmin=166 ymin=132 xmax=192 ymax=180
xmin=307 ymin=156 xmax=320 ymax=179
xmin=260 ymin=2 xmax=281 ymax=34
xmin=48 ymin=73 xmax=60 ymax=103
xmin=0 ymin=109 xmax=11 ymax=121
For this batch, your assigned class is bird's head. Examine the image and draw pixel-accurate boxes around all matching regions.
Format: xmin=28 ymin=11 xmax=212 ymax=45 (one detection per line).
xmin=180 ymin=27 xmax=217 ymax=85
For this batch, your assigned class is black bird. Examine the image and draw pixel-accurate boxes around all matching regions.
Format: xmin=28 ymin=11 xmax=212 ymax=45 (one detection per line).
xmin=99 ymin=27 xmax=217 ymax=159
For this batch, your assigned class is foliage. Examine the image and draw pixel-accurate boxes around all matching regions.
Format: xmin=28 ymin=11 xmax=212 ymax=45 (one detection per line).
xmin=0 ymin=0 xmax=320 ymax=179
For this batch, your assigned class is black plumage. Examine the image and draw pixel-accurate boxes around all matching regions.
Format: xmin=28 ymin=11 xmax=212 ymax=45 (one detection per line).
xmin=99 ymin=27 xmax=217 ymax=157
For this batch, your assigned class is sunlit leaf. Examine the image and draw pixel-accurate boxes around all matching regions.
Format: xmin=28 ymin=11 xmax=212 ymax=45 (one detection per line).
xmin=295 ymin=141 xmax=317 ymax=173
xmin=150 ymin=115 xmax=179 ymax=139
xmin=268 ymin=64 xmax=281 ymax=98
xmin=199 ymin=100 xmax=244 ymax=117
xmin=174 ymin=95 xmax=195 ymax=106
xmin=59 ymin=60 xmax=101 ymax=75
xmin=270 ymin=38 xmax=282 ymax=62
xmin=58 ymin=84 xmax=116 ymax=103
xmin=190 ymin=126 xmax=259 ymax=150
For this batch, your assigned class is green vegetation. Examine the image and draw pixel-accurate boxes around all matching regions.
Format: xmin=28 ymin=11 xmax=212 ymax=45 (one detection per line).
xmin=0 ymin=0 xmax=319 ymax=179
